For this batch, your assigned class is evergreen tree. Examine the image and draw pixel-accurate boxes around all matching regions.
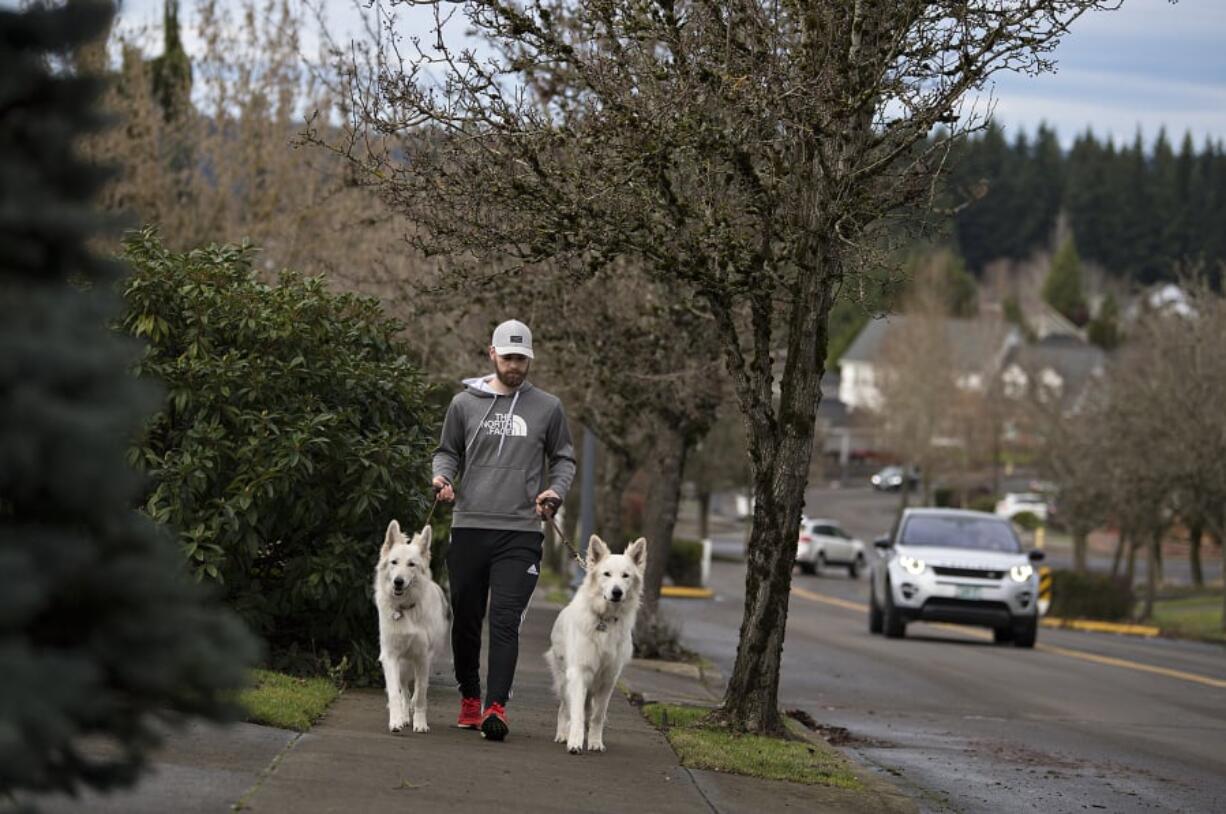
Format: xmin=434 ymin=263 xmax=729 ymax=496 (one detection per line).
xmin=0 ymin=1 xmax=256 ymax=797
xmin=1064 ymin=129 xmax=1110 ymax=270
xmin=952 ymin=122 xmax=1016 ymax=272
xmin=1043 ymin=236 xmax=1089 ymax=325
xmin=942 ymin=251 xmax=979 ymax=317
xmin=149 ymin=0 xmax=192 ymax=121
xmin=1087 ymin=292 xmax=1122 ymax=350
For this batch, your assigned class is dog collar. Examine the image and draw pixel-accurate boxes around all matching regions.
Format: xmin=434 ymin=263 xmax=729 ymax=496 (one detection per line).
xmin=391 ymin=603 xmax=416 ymax=621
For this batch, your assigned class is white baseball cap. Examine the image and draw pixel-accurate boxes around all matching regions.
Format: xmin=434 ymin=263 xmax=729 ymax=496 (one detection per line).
xmin=491 ymin=319 xmax=534 ymax=359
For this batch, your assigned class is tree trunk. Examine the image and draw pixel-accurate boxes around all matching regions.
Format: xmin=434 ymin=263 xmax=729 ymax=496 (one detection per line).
xmin=1212 ymin=530 xmax=1226 ymax=634
xmin=698 ymin=490 xmax=711 ymax=542
xmin=1110 ymin=528 xmax=1127 ymax=579
xmin=634 ymin=424 xmax=689 ymax=656
xmin=1072 ymin=527 xmax=1088 ymax=574
xmin=598 ymin=446 xmax=634 ymax=547
xmin=891 ymin=465 xmax=914 ymax=537
xmin=1154 ymin=531 xmax=1164 ymax=586
xmin=1124 ymin=532 xmax=1138 ymax=586
xmin=712 ymin=261 xmax=832 ymax=736
xmin=1188 ymin=520 xmax=1203 ymax=588
xmin=1140 ymin=529 xmax=1158 ymax=621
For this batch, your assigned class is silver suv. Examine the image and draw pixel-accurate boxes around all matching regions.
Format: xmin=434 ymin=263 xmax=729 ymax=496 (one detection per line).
xmin=869 ymin=508 xmax=1044 ymax=647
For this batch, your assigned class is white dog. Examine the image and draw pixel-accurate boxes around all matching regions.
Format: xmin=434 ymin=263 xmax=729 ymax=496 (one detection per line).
xmin=374 ymin=520 xmax=449 ymax=734
xmin=545 ymin=535 xmax=647 ymax=754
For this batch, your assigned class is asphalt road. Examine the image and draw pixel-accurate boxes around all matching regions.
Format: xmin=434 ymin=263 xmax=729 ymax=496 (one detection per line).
xmin=671 ymin=488 xmax=1226 ymax=813
xmin=707 ymin=486 xmax=1223 ymax=586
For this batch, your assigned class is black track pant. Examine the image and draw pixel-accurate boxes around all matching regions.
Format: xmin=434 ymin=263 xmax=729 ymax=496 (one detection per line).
xmin=447 ymin=527 xmax=542 ymax=706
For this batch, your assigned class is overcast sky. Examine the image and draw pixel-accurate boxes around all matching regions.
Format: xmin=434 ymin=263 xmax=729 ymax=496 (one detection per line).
xmin=103 ymin=0 xmax=1226 ymax=148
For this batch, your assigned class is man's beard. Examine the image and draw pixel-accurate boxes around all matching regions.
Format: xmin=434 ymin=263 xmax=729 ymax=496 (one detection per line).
xmin=495 ymin=368 xmax=525 ymax=388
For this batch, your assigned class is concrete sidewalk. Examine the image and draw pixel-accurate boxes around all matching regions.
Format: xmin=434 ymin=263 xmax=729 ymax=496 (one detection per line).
xmin=242 ymin=605 xmax=711 ymax=813
xmin=21 ymin=598 xmax=916 ymax=813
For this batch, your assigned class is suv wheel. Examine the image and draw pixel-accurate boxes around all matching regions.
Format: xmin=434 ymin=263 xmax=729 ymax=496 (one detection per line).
xmin=798 ymin=557 xmax=816 ymax=575
xmin=869 ymin=584 xmax=883 ymax=634
xmin=848 ymin=553 xmax=864 ymax=579
xmin=993 ymin=626 xmax=1014 ymax=644
xmin=882 ymin=578 xmax=906 ymax=639
xmin=1012 ymin=615 xmax=1037 ymax=648
xmin=814 ymin=552 xmax=826 ymax=576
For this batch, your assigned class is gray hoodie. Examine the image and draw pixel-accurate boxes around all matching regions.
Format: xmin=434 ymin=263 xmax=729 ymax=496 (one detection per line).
xmin=432 ymin=376 xmax=576 ymax=532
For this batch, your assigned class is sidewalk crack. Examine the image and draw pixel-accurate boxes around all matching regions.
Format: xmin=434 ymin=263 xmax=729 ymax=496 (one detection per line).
xmin=231 ymin=732 xmax=304 ymax=811
xmin=683 ymin=766 xmax=722 ymax=814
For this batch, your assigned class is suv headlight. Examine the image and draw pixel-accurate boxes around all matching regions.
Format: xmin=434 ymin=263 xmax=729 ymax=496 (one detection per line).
xmin=1010 ymin=564 xmax=1034 ymax=583
xmin=899 ymin=555 xmax=926 ymax=576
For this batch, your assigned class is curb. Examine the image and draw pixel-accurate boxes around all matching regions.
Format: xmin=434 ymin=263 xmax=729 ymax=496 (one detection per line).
xmin=1041 ymin=617 xmax=1161 ymax=637
xmin=661 ymin=585 xmax=715 ymax=599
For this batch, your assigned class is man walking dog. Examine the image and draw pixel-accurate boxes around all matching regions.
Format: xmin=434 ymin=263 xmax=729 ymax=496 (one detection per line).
xmin=432 ymin=319 xmax=576 ymax=741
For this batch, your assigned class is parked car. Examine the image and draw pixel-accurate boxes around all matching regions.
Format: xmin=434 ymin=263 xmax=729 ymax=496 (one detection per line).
xmin=796 ymin=519 xmax=866 ymax=578
xmin=994 ymin=492 xmax=1049 ymax=523
xmin=870 ymin=465 xmax=920 ymax=492
xmin=868 ymin=508 xmax=1044 ymax=646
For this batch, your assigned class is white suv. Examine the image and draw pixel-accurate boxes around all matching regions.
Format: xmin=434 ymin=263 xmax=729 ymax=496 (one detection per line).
xmin=869 ymin=508 xmax=1044 ymax=647
xmin=994 ymin=492 xmax=1049 ymax=523
xmin=796 ymin=519 xmax=866 ymax=578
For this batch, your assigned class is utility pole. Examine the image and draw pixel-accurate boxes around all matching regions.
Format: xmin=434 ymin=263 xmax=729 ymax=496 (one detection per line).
xmin=574 ymin=427 xmax=597 ymax=585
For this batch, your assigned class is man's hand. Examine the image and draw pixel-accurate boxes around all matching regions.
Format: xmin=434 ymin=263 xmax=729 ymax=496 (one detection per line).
xmin=536 ymin=489 xmax=562 ymax=518
xmin=432 ymin=476 xmax=455 ymax=503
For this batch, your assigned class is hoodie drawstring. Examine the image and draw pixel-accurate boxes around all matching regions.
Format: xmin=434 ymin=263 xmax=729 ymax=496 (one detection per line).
xmin=466 ymin=395 xmax=499 ymax=455
xmin=497 ymin=389 xmax=520 ymax=458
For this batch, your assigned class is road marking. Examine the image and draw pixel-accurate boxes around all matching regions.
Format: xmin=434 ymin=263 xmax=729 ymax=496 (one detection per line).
xmin=790 ymin=587 xmax=1226 ymax=690
xmin=1040 ymin=617 xmax=1161 ymax=637
xmin=1034 ymin=644 xmax=1226 ymax=690
xmin=791 ymin=586 xmax=865 ymax=613
xmin=661 ymin=585 xmax=715 ymax=599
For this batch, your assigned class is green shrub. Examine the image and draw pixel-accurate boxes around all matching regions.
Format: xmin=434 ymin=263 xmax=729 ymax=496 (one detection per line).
xmin=120 ymin=230 xmax=439 ymax=683
xmin=968 ymin=494 xmax=998 ymax=513
xmin=1010 ymin=510 xmax=1043 ymax=531
xmin=1 ymin=4 xmax=256 ymax=797
xmin=934 ymin=487 xmax=958 ymax=508
xmin=1049 ymin=570 xmax=1134 ymax=621
xmin=667 ymin=538 xmax=704 ymax=587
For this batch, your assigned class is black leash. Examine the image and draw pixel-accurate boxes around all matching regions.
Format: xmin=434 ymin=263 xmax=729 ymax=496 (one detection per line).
xmin=426 ymin=486 xmax=584 ymax=570
xmin=539 ymin=496 xmax=587 ymax=571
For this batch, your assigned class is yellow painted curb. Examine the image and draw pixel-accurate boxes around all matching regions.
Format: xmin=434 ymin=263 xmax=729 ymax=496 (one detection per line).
xmin=1041 ymin=617 xmax=1161 ymax=637
xmin=661 ymin=585 xmax=714 ymax=599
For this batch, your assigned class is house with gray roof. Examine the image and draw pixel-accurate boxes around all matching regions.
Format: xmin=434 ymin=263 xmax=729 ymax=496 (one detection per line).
xmin=838 ymin=315 xmax=1020 ymax=412
xmin=1000 ymin=334 xmax=1107 ymax=412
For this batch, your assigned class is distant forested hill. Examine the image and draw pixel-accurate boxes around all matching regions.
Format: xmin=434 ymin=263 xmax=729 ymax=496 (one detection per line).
xmin=943 ymin=123 xmax=1225 ymax=286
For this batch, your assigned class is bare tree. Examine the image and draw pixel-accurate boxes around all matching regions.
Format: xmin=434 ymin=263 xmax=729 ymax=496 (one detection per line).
xmin=1078 ymin=279 xmax=1226 ymax=621
xmin=87 ymin=0 xmax=437 ymax=315
xmin=322 ymin=0 xmax=1124 ymax=733
xmin=875 ymin=282 xmax=958 ymax=511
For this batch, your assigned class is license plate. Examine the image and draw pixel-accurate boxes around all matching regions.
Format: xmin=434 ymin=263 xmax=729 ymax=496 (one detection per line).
xmin=956 ymin=585 xmax=982 ymax=600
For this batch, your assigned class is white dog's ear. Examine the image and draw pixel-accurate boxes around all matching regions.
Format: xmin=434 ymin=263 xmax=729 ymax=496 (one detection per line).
xmin=382 ymin=519 xmax=402 ymax=557
xmin=626 ymin=537 xmax=648 ymax=570
xmin=416 ymin=524 xmax=433 ymax=564
xmin=587 ymin=535 xmax=609 ymax=567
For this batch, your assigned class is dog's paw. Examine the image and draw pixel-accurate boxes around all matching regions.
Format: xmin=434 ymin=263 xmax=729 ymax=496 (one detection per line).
xmin=587 ymin=740 xmax=606 ymax=752
xmin=567 ymin=743 xmax=584 ymax=755
xmin=388 ymin=719 xmax=406 ymax=734
xmin=413 ymin=720 xmax=430 ymax=734
xmin=554 ymin=732 xmax=567 ymax=744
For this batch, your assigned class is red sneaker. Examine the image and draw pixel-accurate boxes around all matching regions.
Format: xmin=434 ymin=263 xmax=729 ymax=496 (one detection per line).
xmin=481 ymin=703 xmax=509 ymax=741
xmin=457 ymin=697 xmax=482 ymax=729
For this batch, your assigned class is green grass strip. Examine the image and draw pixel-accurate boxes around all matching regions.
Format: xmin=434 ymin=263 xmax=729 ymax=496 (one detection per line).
xmin=642 ymin=703 xmax=862 ymax=789
xmin=1151 ymin=593 xmax=1225 ymax=642
xmin=241 ymin=669 xmax=340 ymax=732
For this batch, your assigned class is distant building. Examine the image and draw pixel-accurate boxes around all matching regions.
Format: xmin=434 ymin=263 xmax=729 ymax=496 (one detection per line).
xmin=1001 ymin=334 xmax=1107 ymax=413
xmin=838 ymin=316 xmax=1019 ymax=412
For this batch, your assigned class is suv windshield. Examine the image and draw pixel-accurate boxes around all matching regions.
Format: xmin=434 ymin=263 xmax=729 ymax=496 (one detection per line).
xmin=900 ymin=515 xmax=1021 ymax=553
